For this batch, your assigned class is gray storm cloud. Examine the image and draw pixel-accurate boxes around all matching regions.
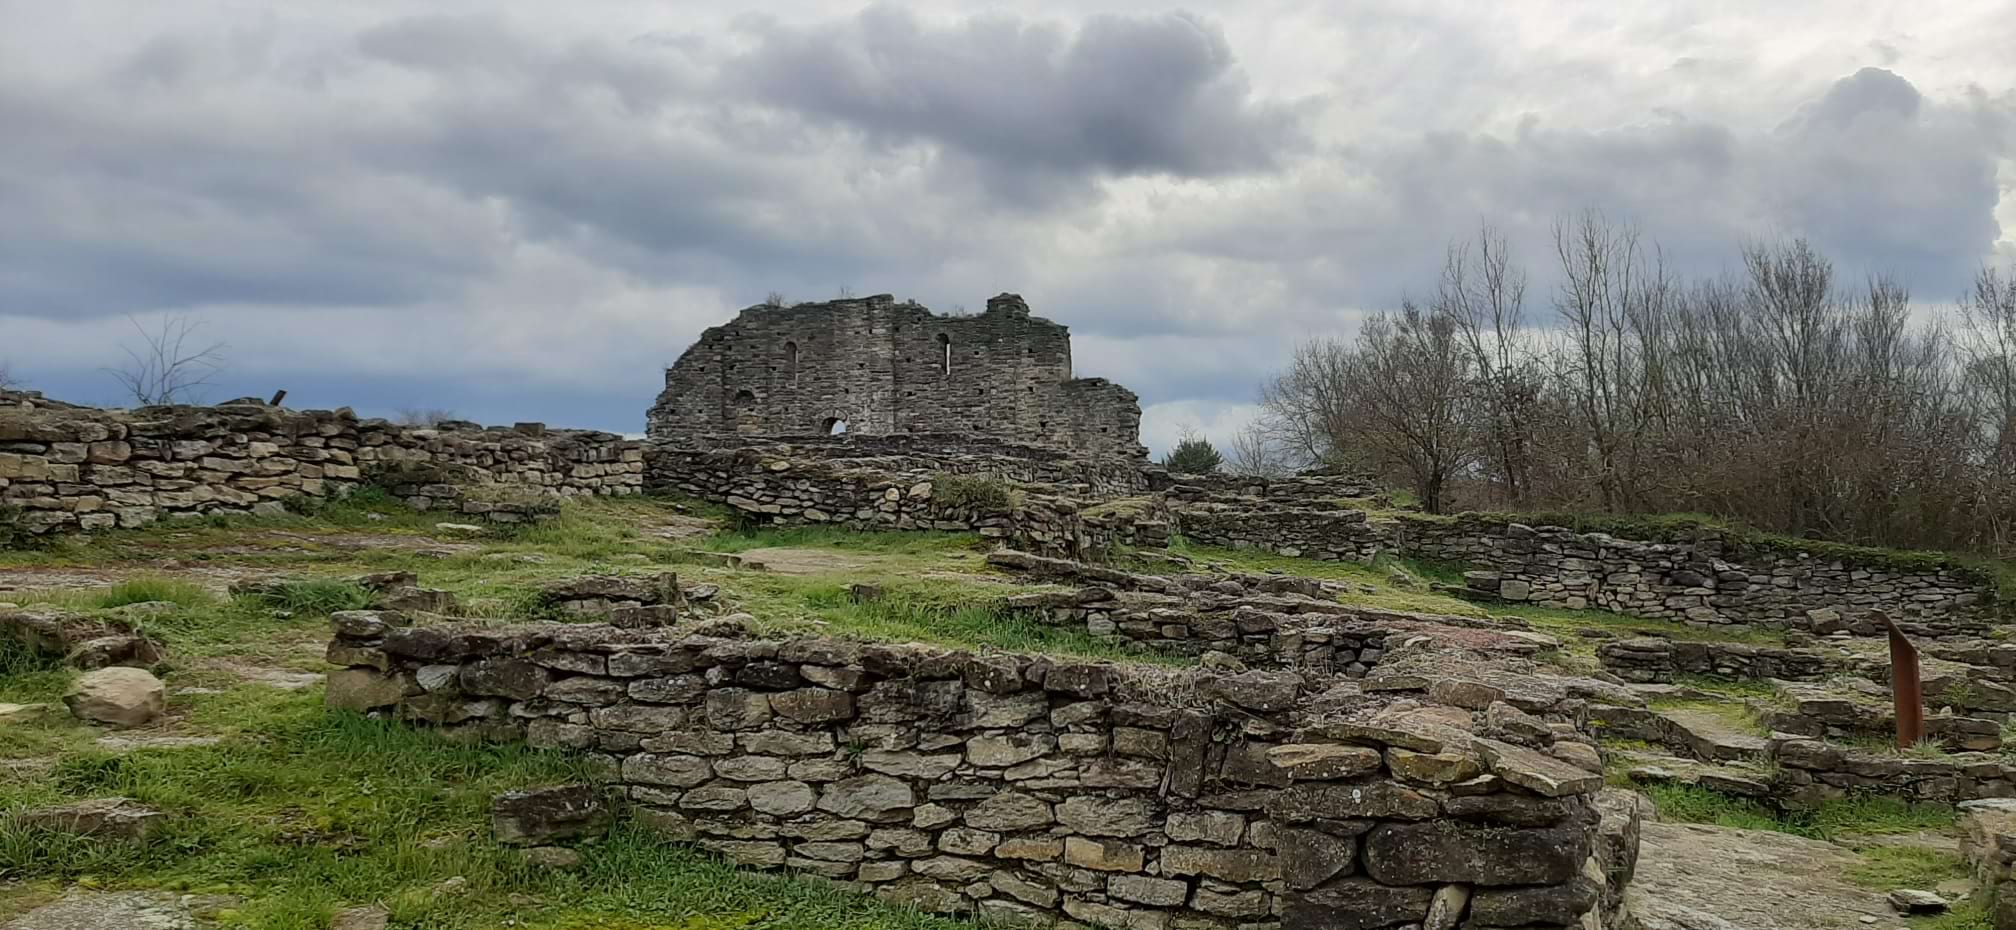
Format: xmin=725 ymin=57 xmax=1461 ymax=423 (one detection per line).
xmin=0 ymin=7 xmax=2009 ymax=450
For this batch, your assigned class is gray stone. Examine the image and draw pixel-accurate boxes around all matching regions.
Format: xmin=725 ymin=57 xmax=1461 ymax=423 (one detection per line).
xmin=1282 ymin=878 xmax=1434 ymax=930
xmin=1277 ymin=826 xmax=1356 ymax=890
xmin=816 ymin=774 xmax=915 ymax=822
xmin=964 ymin=791 xmax=1054 ymax=831
xmin=65 ymin=667 xmax=166 ymax=726
xmin=1056 ymin=796 xmax=1154 ymax=837
xmin=491 ymin=784 xmax=609 ymax=846
xmin=1363 ymin=820 xmax=1592 ymax=886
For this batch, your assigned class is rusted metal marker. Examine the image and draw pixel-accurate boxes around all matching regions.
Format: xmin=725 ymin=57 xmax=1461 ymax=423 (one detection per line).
xmin=1884 ymin=614 xmax=1925 ymax=749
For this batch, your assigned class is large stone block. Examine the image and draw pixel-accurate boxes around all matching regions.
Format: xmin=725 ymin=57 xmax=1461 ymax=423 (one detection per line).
xmin=1362 ymin=819 xmax=1592 ymax=886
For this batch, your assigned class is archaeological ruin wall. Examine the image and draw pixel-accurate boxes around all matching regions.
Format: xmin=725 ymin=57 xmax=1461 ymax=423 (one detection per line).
xmin=645 ymin=446 xmax=1171 ymax=558
xmin=1168 ymin=497 xmax=2000 ymax=635
xmin=645 ymin=294 xmax=1145 ymax=459
xmin=325 ymin=618 xmax=1643 ymax=930
xmin=0 ymin=393 xmax=642 ymax=535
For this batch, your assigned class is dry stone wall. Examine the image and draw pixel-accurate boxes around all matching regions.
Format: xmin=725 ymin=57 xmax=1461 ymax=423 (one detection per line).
xmin=1171 ymin=502 xmax=2000 ymax=635
xmin=645 ymin=447 xmax=1170 ymax=558
xmin=324 ymin=618 xmax=1640 ymax=930
xmin=647 ymin=294 xmax=1145 ymax=458
xmin=0 ymin=394 xmax=642 ymax=536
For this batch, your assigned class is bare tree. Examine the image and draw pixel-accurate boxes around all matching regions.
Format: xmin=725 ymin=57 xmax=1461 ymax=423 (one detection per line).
xmin=1439 ymin=224 xmax=1537 ymax=505
xmin=395 ymin=408 xmax=459 ymax=427
xmin=108 ymin=315 xmax=227 ymax=406
xmin=1227 ymin=422 xmax=1294 ymax=477
xmin=1257 ymin=302 xmax=1474 ymax=512
xmin=0 ymin=361 xmax=18 ymax=392
xmin=762 ymin=292 xmax=787 ymax=308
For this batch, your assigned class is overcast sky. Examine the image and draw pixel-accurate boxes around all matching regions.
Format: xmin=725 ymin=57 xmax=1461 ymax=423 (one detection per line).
xmin=3 ymin=2 xmax=2012 ymax=454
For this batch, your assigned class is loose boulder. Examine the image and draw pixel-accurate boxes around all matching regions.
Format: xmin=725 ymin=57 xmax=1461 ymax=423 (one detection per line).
xmin=64 ymin=666 xmax=166 ymax=727
xmin=491 ymin=785 xmax=610 ymax=846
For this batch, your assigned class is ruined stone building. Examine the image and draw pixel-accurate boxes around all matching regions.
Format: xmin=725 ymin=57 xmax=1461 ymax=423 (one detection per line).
xmin=646 ymin=294 xmax=1144 ymax=457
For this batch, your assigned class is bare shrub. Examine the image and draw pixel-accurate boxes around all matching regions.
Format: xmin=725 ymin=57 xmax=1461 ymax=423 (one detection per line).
xmin=108 ymin=314 xmax=226 ymax=406
xmin=395 ymin=408 xmax=459 ymax=427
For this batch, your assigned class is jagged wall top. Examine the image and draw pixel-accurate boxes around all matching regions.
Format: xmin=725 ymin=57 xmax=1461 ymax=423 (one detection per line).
xmin=646 ymin=293 xmax=1144 ymax=458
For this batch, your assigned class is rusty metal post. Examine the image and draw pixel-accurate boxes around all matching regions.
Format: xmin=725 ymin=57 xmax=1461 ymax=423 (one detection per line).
xmin=1883 ymin=614 xmax=1925 ymax=749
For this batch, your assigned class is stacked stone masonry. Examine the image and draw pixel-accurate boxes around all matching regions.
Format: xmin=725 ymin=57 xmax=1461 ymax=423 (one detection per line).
xmin=647 ymin=294 xmax=1145 ymax=458
xmin=326 ymin=618 xmax=1642 ymax=930
xmin=0 ymin=393 xmax=642 ymax=535
xmin=644 ymin=447 xmax=1171 ymax=558
xmin=1171 ymin=501 xmax=1999 ymax=634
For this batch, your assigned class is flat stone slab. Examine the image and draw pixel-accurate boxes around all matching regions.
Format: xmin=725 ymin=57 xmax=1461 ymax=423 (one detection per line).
xmin=1626 ymin=821 xmax=1900 ymax=930
xmin=1658 ymin=708 xmax=1772 ymax=762
xmin=2 ymin=891 xmax=193 ymax=930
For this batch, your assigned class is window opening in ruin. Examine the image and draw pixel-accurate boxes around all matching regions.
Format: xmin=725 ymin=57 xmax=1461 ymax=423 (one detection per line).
xmin=733 ymin=389 xmax=756 ymax=406
xmin=937 ymin=333 xmax=951 ymax=375
xmin=823 ymin=417 xmax=849 ymax=435
xmin=785 ymin=341 xmax=799 ymax=384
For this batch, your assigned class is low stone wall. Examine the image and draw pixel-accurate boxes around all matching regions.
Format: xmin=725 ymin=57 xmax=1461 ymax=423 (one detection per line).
xmin=655 ymin=434 xmax=1152 ymax=500
xmin=325 ymin=619 xmax=1639 ymax=930
xmin=1595 ymin=638 xmax=1835 ymax=684
xmin=1169 ymin=503 xmax=1999 ymax=635
xmin=0 ymin=394 xmax=643 ymax=536
xmin=642 ymin=447 xmax=1169 ymax=558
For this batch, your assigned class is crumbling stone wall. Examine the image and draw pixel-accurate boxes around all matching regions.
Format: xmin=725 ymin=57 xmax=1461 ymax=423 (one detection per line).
xmin=326 ymin=619 xmax=1640 ymax=930
xmin=647 ymin=294 xmax=1145 ymax=458
xmin=648 ymin=435 xmax=1152 ymax=501
xmin=1170 ymin=502 xmax=2000 ymax=634
xmin=645 ymin=448 xmax=1170 ymax=557
xmin=0 ymin=395 xmax=642 ymax=536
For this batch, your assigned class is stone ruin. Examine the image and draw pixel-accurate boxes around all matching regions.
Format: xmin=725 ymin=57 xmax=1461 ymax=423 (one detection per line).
xmin=646 ymin=294 xmax=1145 ymax=459
xmin=325 ymin=595 xmax=1646 ymax=930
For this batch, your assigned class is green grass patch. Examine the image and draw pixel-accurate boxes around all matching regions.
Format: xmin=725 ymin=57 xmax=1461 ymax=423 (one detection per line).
xmin=1645 ymin=783 xmax=1959 ymax=840
xmin=697 ymin=526 xmax=982 ymax=557
xmin=1846 ymin=846 xmax=1969 ymax=891
xmin=930 ymin=474 xmax=1021 ymax=512
xmin=234 ymin=579 xmax=375 ymax=616
xmin=0 ymin=688 xmax=978 ymax=930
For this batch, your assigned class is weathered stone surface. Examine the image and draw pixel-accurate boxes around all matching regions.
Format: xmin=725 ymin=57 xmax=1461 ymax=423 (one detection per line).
xmin=964 ymin=791 xmax=1053 ymax=831
xmin=1267 ymin=743 xmax=1383 ymax=781
xmin=1363 ymin=820 xmax=1592 ymax=886
xmin=746 ymin=781 xmax=818 ymax=816
xmin=1268 ymin=782 xmax=1439 ymax=822
xmin=1474 ymin=738 xmax=1602 ymax=797
xmin=1062 ymin=836 xmax=1144 ymax=872
xmin=1158 ymin=845 xmax=1279 ymax=882
xmin=491 ymin=785 xmax=610 ymax=846
xmin=1468 ymin=875 xmax=1601 ymax=925
xmin=1282 ymin=878 xmax=1434 ymax=930
xmin=64 ymin=667 xmax=165 ymax=726
xmin=816 ymin=774 xmax=915 ymax=822
xmin=12 ymin=798 xmax=165 ymax=841
xmin=1056 ymin=796 xmax=1154 ymax=837
xmin=1385 ymin=747 xmax=1484 ymax=786
xmin=1277 ymin=826 xmax=1356 ymax=889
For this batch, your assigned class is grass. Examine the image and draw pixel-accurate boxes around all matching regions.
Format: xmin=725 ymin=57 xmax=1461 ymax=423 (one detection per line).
xmin=0 ymin=689 xmax=979 ymax=930
xmin=1644 ymin=783 xmax=1960 ymax=840
xmin=1846 ymin=846 xmax=1969 ymax=891
xmin=696 ymin=526 xmax=982 ymax=558
xmin=234 ymin=579 xmax=376 ymax=616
